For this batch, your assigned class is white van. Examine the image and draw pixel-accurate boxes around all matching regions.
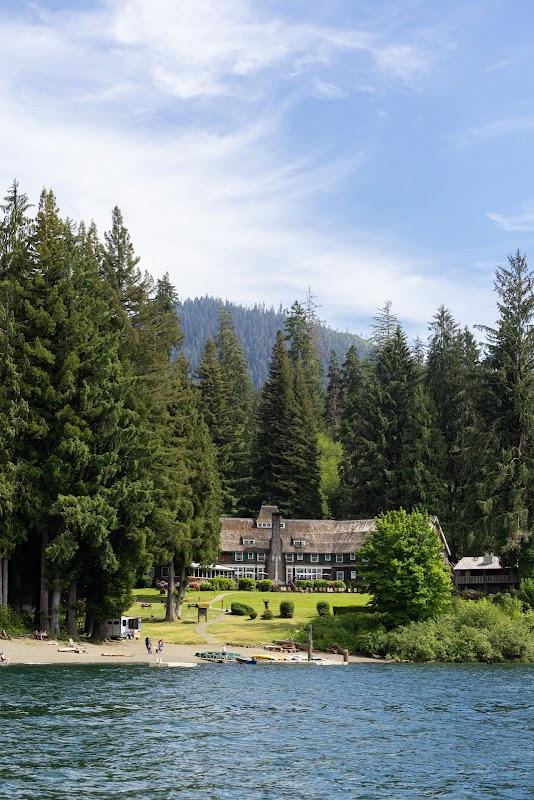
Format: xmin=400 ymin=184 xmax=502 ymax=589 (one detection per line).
xmin=106 ymin=616 xmax=142 ymax=639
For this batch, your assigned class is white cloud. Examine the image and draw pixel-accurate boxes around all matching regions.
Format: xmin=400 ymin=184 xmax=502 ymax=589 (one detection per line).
xmin=486 ymin=207 xmax=534 ymax=232
xmin=455 ymin=116 xmax=534 ymax=147
xmin=0 ymin=0 xmax=471 ymax=337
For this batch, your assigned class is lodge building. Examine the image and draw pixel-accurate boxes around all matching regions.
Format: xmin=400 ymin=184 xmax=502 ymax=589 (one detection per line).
xmin=453 ymin=554 xmax=519 ymax=594
xmin=218 ymin=504 xmax=451 ymax=586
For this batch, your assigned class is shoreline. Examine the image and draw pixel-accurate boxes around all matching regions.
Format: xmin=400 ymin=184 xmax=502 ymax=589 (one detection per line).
xmin=0 ymin=638 xmax=384 ymax=666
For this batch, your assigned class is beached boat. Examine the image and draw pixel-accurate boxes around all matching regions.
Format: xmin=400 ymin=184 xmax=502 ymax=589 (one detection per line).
xmin=149 ymin=661 xmax=197 ymax=669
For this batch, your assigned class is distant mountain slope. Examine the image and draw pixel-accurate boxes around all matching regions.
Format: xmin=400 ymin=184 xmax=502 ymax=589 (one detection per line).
xmin=177 ymin=296 xmax=371 ymax=389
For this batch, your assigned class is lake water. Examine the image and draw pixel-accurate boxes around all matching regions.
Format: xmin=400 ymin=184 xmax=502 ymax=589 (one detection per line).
xmin=0 ymin=663 xmax=532 ymax=799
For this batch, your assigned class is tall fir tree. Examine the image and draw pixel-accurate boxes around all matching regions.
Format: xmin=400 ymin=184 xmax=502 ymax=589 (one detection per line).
xmin=325 ymin=350 xmax=342 ymax=437
xmin=284 ymin=300 xmax=324 ymax=424
xmin=477 ymin=252 xmax=534 ymax=573
xmin=215 ymin=308 xmax=255 ymax=514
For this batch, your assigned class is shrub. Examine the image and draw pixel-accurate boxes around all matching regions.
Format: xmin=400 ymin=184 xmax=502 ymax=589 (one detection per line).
xmin=296 ymin=597 xmax=534 ymax=663
xmin=316 ymin=601 xmax=330 ymax=617
xmin=238 ymin=577 xmax=256 ymax=591
xmin=188 ymin=581 xmax=202 ymax=591
xmin=333 ymin=580 xmax=346 ymax=590
xmin=0 ymin=605 xmax=30 ymax=635
xmin=518 ymin=578 xmax=534 ymax=609
xmin=261 ymin=609 xmax=274 ymax=620
xmin=280 ymin=600 xmax=294 ymax=618
xmin=230 ymin=602 xmax=257 ymax=619
xmin=199 ymin=581 xmax=212 ymax=591
xmin=256 ymin=579 xmax=273 ymax=592
xmin=295 ymin=580 xmax=312 ymax=589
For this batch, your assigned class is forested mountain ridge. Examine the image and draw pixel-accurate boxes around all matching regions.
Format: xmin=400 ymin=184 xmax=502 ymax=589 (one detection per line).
xmin=178 ymin=296 xmax=371 ymax=389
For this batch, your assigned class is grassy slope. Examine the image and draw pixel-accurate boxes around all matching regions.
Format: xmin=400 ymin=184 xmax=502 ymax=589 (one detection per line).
xmin=127 ymin=588 xmax=371 ymax=646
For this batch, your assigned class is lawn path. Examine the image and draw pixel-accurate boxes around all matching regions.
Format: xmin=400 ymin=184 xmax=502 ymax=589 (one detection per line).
xmin=193 ymin=592 xmax=231 ymax=644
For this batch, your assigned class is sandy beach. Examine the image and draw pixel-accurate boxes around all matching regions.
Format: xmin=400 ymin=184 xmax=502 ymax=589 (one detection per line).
xmin=0 ymin=637 xmax=382 ymax=666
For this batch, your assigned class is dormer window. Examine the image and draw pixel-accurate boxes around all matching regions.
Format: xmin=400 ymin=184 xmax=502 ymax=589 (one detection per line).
xmin=243 ymin=538 xmax=255 ymax=545
xmin=293 ymin=539 xmax=306 ymax=547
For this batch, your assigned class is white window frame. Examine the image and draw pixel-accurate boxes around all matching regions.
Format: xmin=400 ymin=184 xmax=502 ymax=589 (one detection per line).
xmin=296 ymin=553 xmax=304 ymax=561
xmin=324 ymin=553 xmax=331 ymax=561
xmin=246 ymin=552 xmax=254 ymax=560
xmin=257 ymin=553 xmax=265 ymax=562
xmin=349 ymin=552 xmax=356 ymax=561
xmin=350 ymin=570 xmax=357 ymax=580
xmin=336 ymin=571 xmax=345 ymax=581
xmin=335 ymin=554 xmax=343 ymax=563
xmin=293 ymin=540 xmax=306 ymax=547
xmin=160 ymin=566 xmax=169 ymax=578
xmin=243 ymin=538 xmax=255 ymax=545
xmin=235 ymin=552 xmax=244 ymax=562
xmin=310 ymin=554 xmax=319 ymax=563
xmin=285 ymin=554 xmax=294 ymax=562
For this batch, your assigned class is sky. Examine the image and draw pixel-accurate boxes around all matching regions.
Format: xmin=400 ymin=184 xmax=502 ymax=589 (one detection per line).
xmin=1 ymin=0 xmax=534 ymax=339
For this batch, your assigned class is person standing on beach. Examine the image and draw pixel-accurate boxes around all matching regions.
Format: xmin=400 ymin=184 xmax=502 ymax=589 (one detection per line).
xmin=145 ymin=637 xmax=152 ymax=655
xmin=157 ymin=639 xmax=163 ymax=656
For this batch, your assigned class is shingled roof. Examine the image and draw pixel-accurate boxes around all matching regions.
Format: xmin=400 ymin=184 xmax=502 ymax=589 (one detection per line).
xmin=220 ymin=506 xmax=451 ymax=556
xmin=220 ymin=514 xmax=374 ymax=553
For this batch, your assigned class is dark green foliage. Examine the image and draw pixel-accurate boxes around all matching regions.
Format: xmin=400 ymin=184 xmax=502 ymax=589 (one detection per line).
xmin=198 ymin=577 xmax=236 ymax=591
xmin=284 ymin=300 xmax=324 ymax=423
xmin=256 ymin=579 xmax=273 ymax=591
xmin=476 ymin=252 xmax=534 ymax=574
xmin=261 ymin=609 xmax=274 ymax=619
xmin=231 ymin=601 xmax=257 ymax=619
xmin=325 ymin=350 xmax=342 ymax=436
xmin=237 ymin=577 xmax=256 ymax=591
xmin=301 ymin=598 xmax=534 ymax=663
xmin=316 ymin=601 xmax=330 ymax=616
xmin=358 ymin=510 xmax=453 ymax=623
xmin=336 ymin=326 xmax=446 ymax=519
xmin=518 ymin=577 xmax=534 ymax=609
xmin=279 ymin=600 xmax=294 ymax=618
xmin=253 ymin=332 xmax=322 ymax=517
xmin=215 ymin=308 xmax=255 ymax=514
xmin=177 ymin=296 xmax=371 ymax=390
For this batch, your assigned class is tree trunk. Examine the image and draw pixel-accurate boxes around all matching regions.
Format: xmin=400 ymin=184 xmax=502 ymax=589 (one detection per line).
xmin=0 ymin=559 xmax=4 ymax=607
xmin=2 ymin=558 xmax=8 ymax=606
xmin=165 ymin=560 xmax=176 ymax=622
xmin=84 ymin=612 xmax=94 ymax=639
xmin=50 ymin=581 xmax=61 ymax=637
xmin=174 ymin=563 xmax=187 ymax=620
xmin=39 ymin=532 xmax=49 ymax=632
xmin=67 ymin=581 xmax=78 ymax=637
xmin=92 ymin=620 xmax=108 ymax=641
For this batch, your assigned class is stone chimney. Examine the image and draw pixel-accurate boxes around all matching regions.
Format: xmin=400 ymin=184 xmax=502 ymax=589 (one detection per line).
xmin=268 ymin=511 xmax=283 ymax=584
xmin=482 ymin=552 xmax=494 ymax=566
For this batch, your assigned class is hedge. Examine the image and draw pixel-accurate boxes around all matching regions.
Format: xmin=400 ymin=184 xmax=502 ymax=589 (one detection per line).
xmin=230 ymin=602 xmax=257 ymax=620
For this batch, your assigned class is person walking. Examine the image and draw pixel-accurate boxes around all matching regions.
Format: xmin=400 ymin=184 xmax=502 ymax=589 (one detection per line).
xmin=145 ymin=636 xmax=152 ymax=655
xmin=157 ymin=638 xmax=164 ymax=656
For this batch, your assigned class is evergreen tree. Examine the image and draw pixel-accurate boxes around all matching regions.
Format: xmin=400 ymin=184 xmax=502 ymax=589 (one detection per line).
xmin=426 ymin=308 xmax=482 ymax=553
xmin=197 ymin=338 xmax=234 ymax=512
xmin=371 ymin=300 xmax=398 ymax=347
xmin=288 ymin=360 xmax=323 ymax=518
xmin=215 ymin=308 xmax=255 ymax=514
xmin=336 ymin=346 xmax=384 ymax=517
xmin=325 ymin=350 xmax=342 ymax=437
xmin=284 ymin=300 xmax=324 ymax=424
xmin=477 ymin=252 xmax=534 ymax=573
xmin=253 ymin=332 xmax=299 ymax=515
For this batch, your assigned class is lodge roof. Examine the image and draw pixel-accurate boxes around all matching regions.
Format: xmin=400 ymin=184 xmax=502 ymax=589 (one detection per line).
xmin=220 ymin=507 xmax=451 ymax=556
xmin=453 ymin=554 xmax=507 ymax=571
xmin=220 ymin=515 xmax=375 ymax=553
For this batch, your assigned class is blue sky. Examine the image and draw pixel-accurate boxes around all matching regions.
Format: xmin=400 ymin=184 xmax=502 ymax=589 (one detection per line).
xmin=1 ymin=0 xmax=534 ymax=339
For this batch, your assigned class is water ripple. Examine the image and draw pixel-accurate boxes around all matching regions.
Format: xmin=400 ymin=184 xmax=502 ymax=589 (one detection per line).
xmin=0 ymin=663 xmax=532 ymax=799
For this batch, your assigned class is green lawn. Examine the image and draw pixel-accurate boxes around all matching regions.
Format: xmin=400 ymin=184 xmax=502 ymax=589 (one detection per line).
xmin=126 ymin=588 xmax=371 ymax=646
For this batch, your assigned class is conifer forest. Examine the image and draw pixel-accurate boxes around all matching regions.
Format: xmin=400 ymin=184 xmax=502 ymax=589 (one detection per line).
xmin=1 ymin=184 xmax=533 ymax=633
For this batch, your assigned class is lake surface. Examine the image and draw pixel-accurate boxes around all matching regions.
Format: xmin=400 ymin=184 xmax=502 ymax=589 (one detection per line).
xmin=0 ymin=663 xmax=532 ymax=799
